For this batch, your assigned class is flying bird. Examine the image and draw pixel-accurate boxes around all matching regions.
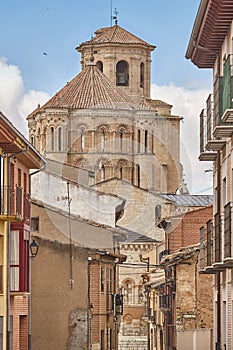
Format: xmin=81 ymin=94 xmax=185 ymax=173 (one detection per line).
xmin=43 ymin=52 xmax=48 ymax=56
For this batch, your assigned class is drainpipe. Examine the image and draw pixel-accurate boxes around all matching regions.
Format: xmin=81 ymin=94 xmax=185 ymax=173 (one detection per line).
xmin=216 ymin=151 xmax=221 ymax=350
xmin=87 ymin=257 xmax=92 ymax=350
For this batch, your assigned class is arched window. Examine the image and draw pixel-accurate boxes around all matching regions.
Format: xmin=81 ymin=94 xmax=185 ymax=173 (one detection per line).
xmin=81 ymin=128 xmax=85 ymax=152
xmin=96 ymin=61 xmax=103 ymax=72
xmin=116 ymin=60 xmax=129 ymax=86
xmin=119 ymin=166 xmax=123 ymax=180
xmin=31 ymin=136 xmax=34 ymax=146
xmin=123 ymin=280 xmax=134 ymax=304
xmin=145 ymin=130 xmax=148 ymax=153
xmin=137 ymin=130 xmax=141 ymax=153
xmin=120 ymin=130 xmax=123 ymax=152
xmin=140 ymin=62 xmax=144 ymax=88
xmin=137 ymin=164 xmax=140 ymax=187
xmin=51 ymin=127 xmax=54 ymax=151
xmin=58 ymin=127 xmax=62 ymax=151
xmin=100 ymin=164 xmax=105 ymax=182
xmin=131 ymin=167 xmax=134 ymax=185
xmin=101 ymin=129 xmax=105 ymax=152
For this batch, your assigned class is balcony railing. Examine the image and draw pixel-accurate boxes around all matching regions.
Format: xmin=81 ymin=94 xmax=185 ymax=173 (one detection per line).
xmin=200 ymin=220 xmax=214 ymax=274
xmin=224 ymin=202 xmax=231 ymax=259
xmin=214 ymin=212 xmax=222 ymax=263
xmin=0 ymin=186 xmax=30 ymax=222
xmin=199 ymin=95 xmax=218 ymax=161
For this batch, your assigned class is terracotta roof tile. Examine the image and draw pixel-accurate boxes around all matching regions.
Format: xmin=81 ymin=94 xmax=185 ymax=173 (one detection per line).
xmin=42 ymin=63 xmax=133 ymax=111
xmin=77 ymin=25 xmax=155 ymax=49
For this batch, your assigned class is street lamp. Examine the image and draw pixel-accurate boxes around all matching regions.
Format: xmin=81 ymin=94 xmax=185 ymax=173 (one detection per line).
xmin=29 ymin=239 xmax=39 ymax=258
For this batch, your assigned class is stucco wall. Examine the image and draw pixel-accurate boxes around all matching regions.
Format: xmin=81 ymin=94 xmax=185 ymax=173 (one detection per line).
xmin=31 ymin=238 xmax=89 ymax=350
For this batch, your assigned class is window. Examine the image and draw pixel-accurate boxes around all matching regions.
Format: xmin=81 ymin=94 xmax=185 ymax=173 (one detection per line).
xmin=10 ymin=228 xmax=29 ymax=292
xmin=137 ymin=164 xmax=140 ymax=188
xmin=31 ymin=136 xmax=34 ymax=146
xmin=223 ymin=177 xmax=226 ymax=205
xmin=58 ymin=127 xmax=62 ymax=151
xmin=116 ymin=61 xmax=129 ymax=86
xmin=120 ymin=130 xmax=123 ymax=152
xmin=51 ymin=127 xmax=54 ymax=151
xmin=10 ymin=230 xmax=20 ymax=291
xmin=140 ymin=62 xmax=144 ymax=88
xmin=101 ymin=129 xmax=105 ymax=151
xmin=123 ymin=280 xmax=134 ymax=304
xmin=145 ymin=130 xmax=148 ymax=153
xmin=137 ymin=130 xmax=141 ymax=153
xmin=96 ymin=61 xmax=103 ymax=72
xmin=31 ymin=217 xmax=39 ymax=232
xmin=18 ymin=168 xmax=22 ymax=188
xmin=101 ymin=266 xmax=105 ymax=292
xmin=23 ymin=173 xmax=27 ymax=193
xmin=155 ymin=205 xmax=162 ymax=221
xmin=100 ymin=164 xmax=105 ymax=182
xmin=81 ymin=128 xmax=85 ymax=152
xmin=101 ymin=330 xmax=105 ymax=350
xmin=119 ymin=167 xmax=123 ymax=180
xmin=131 ymin=167 xmax=134 ymax=185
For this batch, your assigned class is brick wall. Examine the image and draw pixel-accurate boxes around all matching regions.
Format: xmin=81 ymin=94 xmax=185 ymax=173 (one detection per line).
xmin=166 ymin=206 xmax=213 ymax=253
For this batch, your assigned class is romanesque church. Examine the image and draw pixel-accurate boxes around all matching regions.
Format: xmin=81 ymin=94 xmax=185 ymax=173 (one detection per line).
xmin=27 ymin=23 xmax=182 ymax=194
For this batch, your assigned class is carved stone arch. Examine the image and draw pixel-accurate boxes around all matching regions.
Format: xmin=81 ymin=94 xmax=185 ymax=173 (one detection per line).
xmin=117 ymin=159 xmax=130 ymax=167
xmin=74 ymin=157 xmax=89 ymax=168
xmin=74 ymin=121 xmax=89 ymax=130
xmin=117 ymin=124 xmax=129 ymax=133
xmin=96 ymin=124 xmax=110 ymax=132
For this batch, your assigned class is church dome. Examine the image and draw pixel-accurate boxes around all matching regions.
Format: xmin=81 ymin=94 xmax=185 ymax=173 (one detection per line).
xmin=41 ymin=63 xmax=133 ymax=111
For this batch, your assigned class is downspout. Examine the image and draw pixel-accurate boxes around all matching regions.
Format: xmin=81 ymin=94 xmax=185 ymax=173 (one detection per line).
xmin=216 ymin=151 xmax=221 ymax=350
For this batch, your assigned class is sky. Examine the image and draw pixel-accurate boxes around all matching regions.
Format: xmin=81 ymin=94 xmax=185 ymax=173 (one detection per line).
xmin=0 ymin=0 xmax=213 ymax=194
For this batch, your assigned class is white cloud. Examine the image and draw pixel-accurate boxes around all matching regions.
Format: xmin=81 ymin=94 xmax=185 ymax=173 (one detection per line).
xmin=0 ymin=57 xmax=50 ymax=136
xmin=151 ymin=83 xmax=213 ymax=194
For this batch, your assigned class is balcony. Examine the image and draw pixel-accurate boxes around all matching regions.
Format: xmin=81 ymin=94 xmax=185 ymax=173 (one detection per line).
xmin=0 ymin=186 xmax=30 ymax=222
xmin=199 ymin=97 xmax=217 ymax=161
xmin=199 ymin=221 xmax=216 ymax=274
xmin=223 ymin=202 xmax=233 ymax=268
xmin=199 ymin=58 xmax=233 ymax=160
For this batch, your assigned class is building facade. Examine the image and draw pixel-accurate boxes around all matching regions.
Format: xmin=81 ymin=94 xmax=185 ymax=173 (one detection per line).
xmin=27 ymin=24 xmax=182 ymax=194
xmin=30 ymin=199 xmax=126 ymax=350
xmin=186 ymin=1 xmax=233 ymax=348
xmin=0 ymin=111 xmax=45 ymax=350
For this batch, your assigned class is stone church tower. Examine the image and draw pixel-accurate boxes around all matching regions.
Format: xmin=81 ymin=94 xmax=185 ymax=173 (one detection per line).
xmin=27 ymin=24 xmax=182 ymax=193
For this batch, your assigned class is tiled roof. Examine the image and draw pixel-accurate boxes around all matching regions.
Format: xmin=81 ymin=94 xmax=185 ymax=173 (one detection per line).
xmin=42 ymin=63 xmax=133 ymax=110
xmin=77 ymin=25 xmax=155 ymax=49
xmin=117 ymin=226 xmax=159 ymax=243
xmin=149 ymin=99 xmax=172 ymax=108
xmin=159 ymin=194 xmax=213 ymax=207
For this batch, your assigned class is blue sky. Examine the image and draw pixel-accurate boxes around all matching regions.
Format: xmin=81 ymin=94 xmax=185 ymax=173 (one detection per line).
xmin=0 ymin=0 xmax=213 ymax=194
xmin=1 ymin=0 xmax=211 ymax=94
